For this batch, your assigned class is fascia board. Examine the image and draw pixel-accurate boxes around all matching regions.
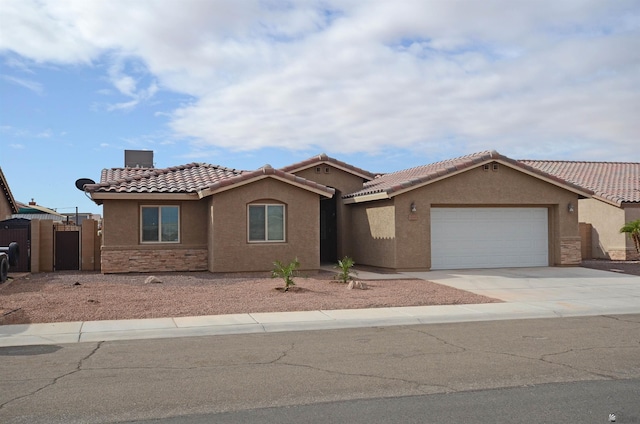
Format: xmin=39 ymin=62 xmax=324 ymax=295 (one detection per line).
xmin=288 ymin=162 xmax=374 ymax=181
xmin=385 ymin=159 xmax=594 ymax=200
xmin=343 ymin=192 xmax=390 ymax=204
xmin=199 ymin=175 xmax=334 ymax=199
xmin=90 ymin=192 xmax=199 ymax=201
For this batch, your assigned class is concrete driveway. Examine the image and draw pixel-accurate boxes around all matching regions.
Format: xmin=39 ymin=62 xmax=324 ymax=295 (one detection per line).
xmin=403 ymin=266 xmax=640 ymax=316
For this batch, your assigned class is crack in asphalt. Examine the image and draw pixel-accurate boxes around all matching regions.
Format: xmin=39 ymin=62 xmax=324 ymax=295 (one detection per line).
xmin=602 ymin=315 xmax=640 ymax=325
xmin=406 ymin=327 xmax=469 ymax=353
xmin=404 ymin=327 xmax=639 ymax=381
xmin=271 ymin=360 xmax=455 ymax=394
xmin=264 ymin=335 xmax=455 ymax=394
xmin=0 ymin=341 xmax=104 ymax=411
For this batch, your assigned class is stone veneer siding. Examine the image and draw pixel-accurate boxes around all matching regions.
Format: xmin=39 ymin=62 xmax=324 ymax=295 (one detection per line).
xmin=101 ymin=248 xmax=208 ymax=273
xmin=560 ymin=237 xmax=581 ymax=265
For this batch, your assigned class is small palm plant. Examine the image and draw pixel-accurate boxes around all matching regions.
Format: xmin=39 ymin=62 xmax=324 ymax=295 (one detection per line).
xmin=620 ymin=219 xmax=640 ymax=254
xmin=272 ymin=258 xmax=300 ymax=292
xmin=335 ymin=256 xmax=357 ymax=283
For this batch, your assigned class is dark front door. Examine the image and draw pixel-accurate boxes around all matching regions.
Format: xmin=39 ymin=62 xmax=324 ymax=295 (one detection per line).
xmin=320 ymin=196 xmax=337 ymax=263
xmin=55 ymin=230 xmax=80 ymax=271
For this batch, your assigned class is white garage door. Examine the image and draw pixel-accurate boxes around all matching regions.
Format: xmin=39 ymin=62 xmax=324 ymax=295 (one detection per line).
xmin=431 ymin=207 xmax=548 ymax=270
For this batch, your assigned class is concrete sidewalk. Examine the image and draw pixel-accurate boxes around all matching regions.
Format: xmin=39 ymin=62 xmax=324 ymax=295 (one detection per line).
xmin=1 ymin=267 xmax=639 ymax=347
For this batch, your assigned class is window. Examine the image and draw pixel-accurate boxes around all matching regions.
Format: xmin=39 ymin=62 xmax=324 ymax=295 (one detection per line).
xmin=141 ymin=206 xmax=180 ymax=243
xmin=248 ymin=204 xmax=285 ymax=242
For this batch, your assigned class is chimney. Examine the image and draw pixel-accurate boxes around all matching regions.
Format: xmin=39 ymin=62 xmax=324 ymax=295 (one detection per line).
xmin=29 ymin=198 xmax=36 ymax=206
xmin=124 ymin=150 xmax=154 ymax=168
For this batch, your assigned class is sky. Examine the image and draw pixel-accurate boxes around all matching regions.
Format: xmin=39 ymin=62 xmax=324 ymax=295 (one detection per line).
xmin=1 ymin=0 xmax=639 ymax=215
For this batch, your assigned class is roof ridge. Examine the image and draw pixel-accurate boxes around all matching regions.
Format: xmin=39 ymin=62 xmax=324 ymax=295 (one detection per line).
xmin=280 ymin=153 xmax=376 ymax=179
xmin=520 ymin=159 xmax=640 ymax=165
xmin=373 ymin=150 xmax=496 ymax=177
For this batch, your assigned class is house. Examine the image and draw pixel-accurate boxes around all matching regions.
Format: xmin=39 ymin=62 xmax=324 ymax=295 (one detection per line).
xmin=0 ymin=167 xmax=18 ymax=221
xmin=14 ymin=200 xmax=66 ymax=221
xmin=85 ymin=150 xmax=594 ymax=274
xmin=520 ymin=160 xmax=640 ymax=260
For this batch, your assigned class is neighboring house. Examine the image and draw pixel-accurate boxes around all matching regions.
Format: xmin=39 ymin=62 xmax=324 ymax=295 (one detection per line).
xmin=61 ymin=212 xmax=102 ymax=226
xmin=85 ymin=150 xmax=593 ymax=273
xmin=521 ymin=160 xmax=640 ymax=260
xmin=0 ymin=167 xmax=18 ymax=221
xmin=13 ymin=201 xmax=65 ymax=221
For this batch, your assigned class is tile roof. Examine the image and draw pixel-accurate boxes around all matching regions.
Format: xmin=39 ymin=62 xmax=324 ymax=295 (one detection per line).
xmin=280 ymin=153 xmax=376 ymax=180
xmin=519 ymin=160 xmax=640 ymax=205
xmin=85 ymin=163 xmax=335 ymax=198
xmin=86 ymin=163 xmax=242 ymax=194
xmin=343 ymin=150 xmax=592 ymax=199
xmin=200 ymin=165 xmax=335 ymax=197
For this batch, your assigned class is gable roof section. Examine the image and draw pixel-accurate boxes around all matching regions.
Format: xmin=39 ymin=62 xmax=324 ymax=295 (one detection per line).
xmin=0 ymin=167 xmax=18 ymax=214
xmin=197 ymin=165 xmax=335 ymax=198
xmin=85 ymin=163 xmax=334 ymax=203
xmin=344 ymin=150 xmax=592 ymax=202
xmin=280 ymin=153 xmax=376 ymax=181
xmin=520 ymin=160 xmax=640 ymax=206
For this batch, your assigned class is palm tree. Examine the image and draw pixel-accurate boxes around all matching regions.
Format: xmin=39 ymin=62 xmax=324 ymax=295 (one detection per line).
xmin=620 ymin=219 xmax=640 ymax=254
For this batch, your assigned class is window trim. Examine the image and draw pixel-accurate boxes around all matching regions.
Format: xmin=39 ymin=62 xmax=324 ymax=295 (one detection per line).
xmin=247 ymin=203 xmax=286 ymax=243
xmin=140 ymin=205 xmax=181 ymax=244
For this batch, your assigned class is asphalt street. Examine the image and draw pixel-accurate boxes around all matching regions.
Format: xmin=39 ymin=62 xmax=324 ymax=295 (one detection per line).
xmin=1 ymin=314 xmax=639 ymax=423
xmin=127 ymin=379 xmax=640 ymax=424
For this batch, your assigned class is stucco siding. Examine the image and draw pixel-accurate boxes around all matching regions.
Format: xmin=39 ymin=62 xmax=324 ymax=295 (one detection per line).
xmin=578 ymin=198 xmax=627 ymax=259
xmin=208 ymin=178 xmax=321 ymax=272
xmin=0 ymin=196 xmax=12 ymax=221
xmin=350 ymin=200 xmax=397 ymax=269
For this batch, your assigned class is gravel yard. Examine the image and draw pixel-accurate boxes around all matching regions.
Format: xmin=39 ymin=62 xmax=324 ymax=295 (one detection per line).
xmin=0 ymin=270 xmax=499 ymax=325
xmin=3 ymin=260 xmax=637 ymax=326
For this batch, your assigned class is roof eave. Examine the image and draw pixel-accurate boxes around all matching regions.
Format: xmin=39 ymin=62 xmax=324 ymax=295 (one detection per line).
xmin=343 ymin=191 xmax=391 ymax=204
xmin=287 ymin=162 xmax=375 ymax=181
xmin=198 ymin=174 xmax=335 ymax=199
xmin=90 ymin=192 xmax=200 ymax=203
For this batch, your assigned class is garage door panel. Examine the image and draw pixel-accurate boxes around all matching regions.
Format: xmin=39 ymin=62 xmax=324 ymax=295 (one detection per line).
xmin=431 ymin=207 xmax=548 ymax=270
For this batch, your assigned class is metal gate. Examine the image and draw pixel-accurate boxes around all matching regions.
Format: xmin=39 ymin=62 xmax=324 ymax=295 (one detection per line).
xmin=0 ymin=218 xmax=30 ymax=272
xmin=55 ymin=230 xmax=80 ymax=271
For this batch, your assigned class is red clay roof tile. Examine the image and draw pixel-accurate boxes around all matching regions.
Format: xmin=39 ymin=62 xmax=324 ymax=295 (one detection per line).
xmin=343 ymin=151 xmax=592 ymax=199
xmin=520 ymin=160 xmax=640 ymax=205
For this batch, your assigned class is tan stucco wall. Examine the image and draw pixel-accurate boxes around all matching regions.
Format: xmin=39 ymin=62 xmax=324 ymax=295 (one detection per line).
xmin=0 ymin=196 xmax=12 ymax=221
xmin=350 ymin=200 xmax=397 ymax=269
xmin=578 ymin=198 xmax=627 ymax=259
xmin=294 ymin=165 xmax=368 ymax=258
xmin=38 ymin=220 xmax=54 ymax=272
xmin=349 ymin=164 xmax=581 ymax=270
xmin=101 ymin=199 xmax=209 ymax=273
xmin=81 ymin=219 xmax=100 ymax=271
xmin=208 ymin=178 xmax=321 ymax=272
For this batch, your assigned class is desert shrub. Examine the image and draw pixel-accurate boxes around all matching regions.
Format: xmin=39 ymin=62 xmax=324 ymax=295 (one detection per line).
xmin=271 ymin=258 xmax=300 ymax=292
xmin=334 ymin=256 xmax=357 ymax=283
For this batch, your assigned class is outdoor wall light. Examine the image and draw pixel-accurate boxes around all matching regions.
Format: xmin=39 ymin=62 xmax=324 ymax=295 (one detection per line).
xmin=568 ymin=203 xmax=574 ymax=213
xmin=410 ymin=202 xmax=417 ymax=213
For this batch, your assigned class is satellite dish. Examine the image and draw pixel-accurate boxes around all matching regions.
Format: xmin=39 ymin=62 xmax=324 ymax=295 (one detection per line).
xmin=75 ymin=178 xmax=96 ymax=191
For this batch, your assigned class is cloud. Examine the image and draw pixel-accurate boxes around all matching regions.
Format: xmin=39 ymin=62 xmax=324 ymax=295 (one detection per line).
xmin=1 ymin=0 xmax=639 ymax=160
xmin=0 ymin=74 xmax=43 ymax=94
